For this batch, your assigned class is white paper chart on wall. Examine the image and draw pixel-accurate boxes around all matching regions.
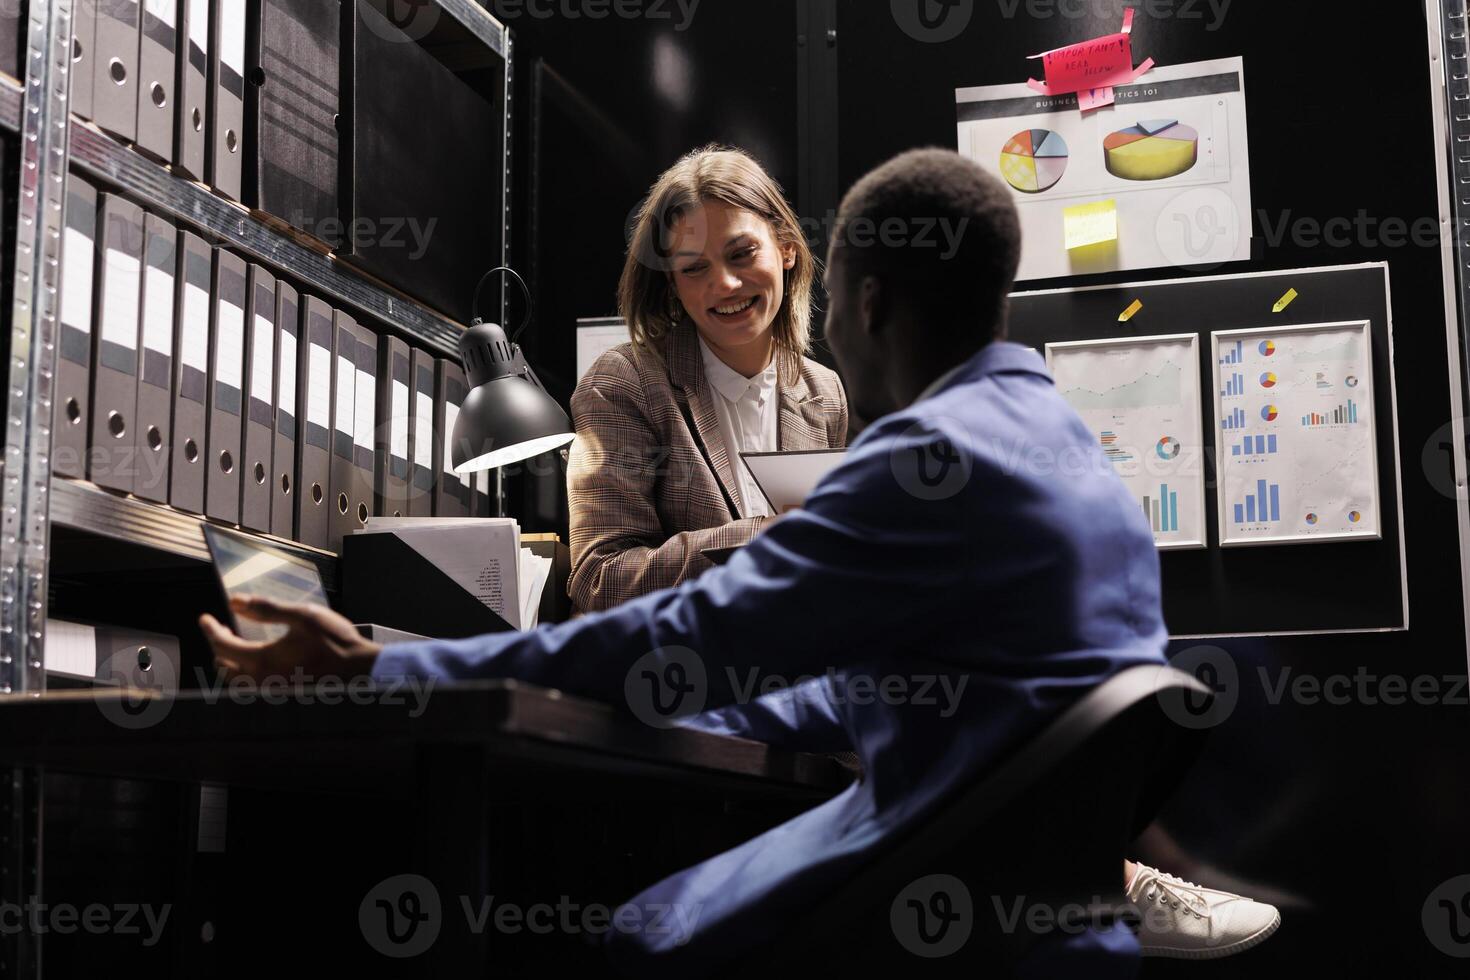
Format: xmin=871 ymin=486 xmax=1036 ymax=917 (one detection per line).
xmin=1211 ymin=321 xmax=1380 ymax=547
xmin=956 ymin=57 xmax=1251 ymax=282
xmin=1046 ymin=334 xmax=1207 ymax=550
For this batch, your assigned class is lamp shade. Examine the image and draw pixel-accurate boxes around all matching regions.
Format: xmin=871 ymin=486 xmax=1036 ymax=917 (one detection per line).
xmin=450 ymin=319 xmax=575 ymax=473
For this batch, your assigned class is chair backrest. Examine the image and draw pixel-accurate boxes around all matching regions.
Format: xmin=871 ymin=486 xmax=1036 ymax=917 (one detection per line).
xmin=750 ymin=664 xmax=1212 ymax=972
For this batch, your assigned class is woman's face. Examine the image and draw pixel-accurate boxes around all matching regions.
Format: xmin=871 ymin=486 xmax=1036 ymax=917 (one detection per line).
xmin=666 ymin=200 xmax=796 ymax=361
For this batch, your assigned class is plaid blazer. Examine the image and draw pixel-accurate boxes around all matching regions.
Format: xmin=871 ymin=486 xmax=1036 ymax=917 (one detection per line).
xmin=567 ymin=324 xmax=848 ymax=613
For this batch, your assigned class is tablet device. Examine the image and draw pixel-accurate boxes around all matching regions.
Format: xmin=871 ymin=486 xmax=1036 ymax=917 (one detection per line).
xmin=202 ymin=524 xmax=331 ymax=643
xmin=739 ymin=449 xmax=847 ymax=514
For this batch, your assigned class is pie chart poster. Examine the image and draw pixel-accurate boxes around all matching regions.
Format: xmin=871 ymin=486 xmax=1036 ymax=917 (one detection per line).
xmin=957 ymin=57 xmax=1251 ymax=283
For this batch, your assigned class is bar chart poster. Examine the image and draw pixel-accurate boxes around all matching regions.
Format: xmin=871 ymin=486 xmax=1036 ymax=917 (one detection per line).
xmin=1211 ymin=321 xmax=1380 ymax=547
xmin=1046 ymin=334 xmax=1206 ymax=550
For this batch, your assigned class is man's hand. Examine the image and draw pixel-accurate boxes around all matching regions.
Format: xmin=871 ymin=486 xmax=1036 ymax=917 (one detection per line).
xmin=199 ymin=595 xmax=382 ymax=682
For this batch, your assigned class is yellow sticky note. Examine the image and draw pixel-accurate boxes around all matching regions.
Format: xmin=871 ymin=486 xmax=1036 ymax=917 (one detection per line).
xmin=1119 ymin=299 xmax=1144 ymax=322
xmin=1064 ymin=199 xmax=1118 ymax=250
xmin=1273 ymin=288 xmax=1298 ymax=313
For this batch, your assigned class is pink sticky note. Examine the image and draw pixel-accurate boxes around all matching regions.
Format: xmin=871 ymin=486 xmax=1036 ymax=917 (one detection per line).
xmin=1025 ymin=10 xmax=1154 ymax=106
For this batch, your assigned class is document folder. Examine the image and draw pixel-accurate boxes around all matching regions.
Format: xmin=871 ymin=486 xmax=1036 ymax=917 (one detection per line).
xmin=136 ymin=0 xmax=178 ymax=161
xmin=270 ymin=281 xmax=299 ymax=540
xmin=176 ymin=0 xmax=209 ymax=179
xmin=348 ymin=318 xmax=378 ymax=534
xmin=204 ymin=249 xmax=247 ymax=523
xmin=94 ymin=0 xmax=140 ymax=141
xmin=240 ymin=264 xmax=276 ymax=531
xmin=90 ymin=193 xmax=144 ymax=494
xmin=133 ymin=211 xmax=176 ymax=502
xmin=169 ymin=229 xmax=211 ymax=514
xmin=408 ymin=347 xmax=434 ymax=518
xmin=328 ymin=308 xmax=358 ymax=551
xmin=433 ymin=359 xmax=470 ymax=517
xmin=376 ymin=335 xmax=411 ymax=519
xmin=54 ymin=177 xmax=98 ymax=480
xmin=295 ymin=296 xmax=333 ymax=550
xmin=208 ymin=0 xmax=245 ymax=200
xmin=71 ymin=2 xmax=97 ymax=121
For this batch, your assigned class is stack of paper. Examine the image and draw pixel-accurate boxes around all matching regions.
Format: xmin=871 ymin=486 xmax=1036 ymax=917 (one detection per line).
xmin=355 ymin=517 xmax=553 ymax=630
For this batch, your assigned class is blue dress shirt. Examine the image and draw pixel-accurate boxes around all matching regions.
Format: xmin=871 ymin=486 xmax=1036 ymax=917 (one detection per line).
xmin=374 ymin=341 xmax=1168 ymax=975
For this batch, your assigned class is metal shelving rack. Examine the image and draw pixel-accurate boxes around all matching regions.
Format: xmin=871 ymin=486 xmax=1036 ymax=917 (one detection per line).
xmin=0 ymin=0 xmax=513 ymax=972
xmin=0 ymin=0 xmax=511 ymax=681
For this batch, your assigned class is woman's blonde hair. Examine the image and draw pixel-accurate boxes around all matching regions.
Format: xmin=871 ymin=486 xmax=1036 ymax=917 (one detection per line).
xmin=619 ymin=145 xmax=816 ymax=366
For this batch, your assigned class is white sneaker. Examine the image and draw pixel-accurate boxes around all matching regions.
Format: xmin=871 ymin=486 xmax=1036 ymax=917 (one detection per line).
xmin=1124 ymin=862 xmax=1281 ymax=959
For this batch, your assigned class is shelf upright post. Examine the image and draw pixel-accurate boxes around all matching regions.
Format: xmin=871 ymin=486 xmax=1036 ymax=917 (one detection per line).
xmin=2 ymin=3 xmax=73 ymax=974
xmin=3 ymin=0 xmax=73 ymax=695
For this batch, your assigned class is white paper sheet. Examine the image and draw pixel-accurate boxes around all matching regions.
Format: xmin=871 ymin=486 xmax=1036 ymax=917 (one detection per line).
xmin=956 ymin=58 xmax=1251 ymax=282
xmin=1046 ymin=333 xmax=1207 ymax=550
xmin=1211 ymin=321 xmax=1380 ymax=547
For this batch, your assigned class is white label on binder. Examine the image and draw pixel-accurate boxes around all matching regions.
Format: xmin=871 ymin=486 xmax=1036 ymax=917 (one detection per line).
xmin=101 ymin=248 xmax=140 ymax=352
xmin=145 ymin=0 xmax=175 ymax=28
xmin=189 ymin=0 xmax=208 ymax=49
xmin=61 ymin=226 xmax=94 ymax=332
xmin=335 ymin=354 xmax=355 ymax=436
xmin=181 ymin=281 xmax=210 ymax=371
xmin=308 ymin=343 xmax=330 ymax=427
xmin=354 ymin=366 xmax=374 ymax=451
xmin=221 ymin=0 xmax=246 ymax=73
xmin=143 ymin=264 xmax=173 ymax=356
xmin=443 ymin=400 xmax=462 ymax=483
xmin=251 ymin=315 xmax=273 ymax=402
xmin=279 ymin=329 xmax=297 ymax=418
xmin=391 ymin=380 xmax=409 ymax=463
xmin=215 ymin=298 xmax=244 ymax=390
xmin=413 ymin=385 xmax=433 ymax=469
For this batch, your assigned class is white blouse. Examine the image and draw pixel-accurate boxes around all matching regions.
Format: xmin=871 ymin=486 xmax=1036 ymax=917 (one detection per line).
xmin=696 ymin=334 xmax=780 ymax=519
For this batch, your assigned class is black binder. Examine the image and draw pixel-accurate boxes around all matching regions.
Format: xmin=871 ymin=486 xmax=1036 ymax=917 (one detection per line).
xmin=240 ymin=264 xmax=275 ymax=531
xmin=94 ymin=0 xmax=141 ymax=141
xmin=204 ymin=249 xmax=246 ymax=523
xmin=328 ymin=308 xmax=358 ymax=551
xmin=54 ymin=176 xmax=98 ymax=480
xmin=90 ymin=193 xmax=144 ymax=494
xmin=169 ymin=230 xmax=211 ymax=515
xmin=72 ymin=2 xmax=98 ymax=120
xmin=407 ymin=347 xmax=434 ymax=517
xmin=176 ymin=0 xmax=209 ymax=179
xmin=208 ymin=0 xmax=245 ymax=200
xmin=247 ymin=0 xmax=340 ymax=245
xmin=136 ymin=0 xmax=178 ymax=161
xmin=133 ymin=211 xmax=176 ymax=502
xmin=433 ymin=358 xmax=470 ymax=517
xmin=344 ymin=0 xmax=500 ymax=322
xmin=270 ymin=281 xmax=299 ymax=540
xmin=295 ymin=296 xmax=333 ymax=550
xmin=376 ymin=335 xmax=411 ymax=518
xmin=348 ymin=319 xmax=378 ymax=533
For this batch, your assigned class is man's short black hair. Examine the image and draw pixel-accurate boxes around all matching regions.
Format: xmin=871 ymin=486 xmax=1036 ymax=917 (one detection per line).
xmin=832 ymin=148 xmax=1021 ymax=344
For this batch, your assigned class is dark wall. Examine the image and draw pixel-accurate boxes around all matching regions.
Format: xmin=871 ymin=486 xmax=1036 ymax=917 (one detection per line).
xmin=502 ymin=3 xmax=1470 ymax=971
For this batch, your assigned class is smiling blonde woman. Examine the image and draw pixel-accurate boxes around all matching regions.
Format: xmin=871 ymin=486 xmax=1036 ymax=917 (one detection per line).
xmin=567 ymin=146 xmax=848 ymax=613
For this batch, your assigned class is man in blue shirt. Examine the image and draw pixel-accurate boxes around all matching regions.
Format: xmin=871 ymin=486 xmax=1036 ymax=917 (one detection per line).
xmin=201 ymin=149 xmax=1277 ymax=972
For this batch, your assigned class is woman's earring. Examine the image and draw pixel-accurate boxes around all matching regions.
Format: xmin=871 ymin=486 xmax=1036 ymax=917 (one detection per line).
xmin=667 ymin=293 xmax=684 ymax=324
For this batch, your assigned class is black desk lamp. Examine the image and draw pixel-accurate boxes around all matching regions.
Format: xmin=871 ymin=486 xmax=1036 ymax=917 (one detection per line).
xmin=450 ymin=267 xmax=575 ymax=474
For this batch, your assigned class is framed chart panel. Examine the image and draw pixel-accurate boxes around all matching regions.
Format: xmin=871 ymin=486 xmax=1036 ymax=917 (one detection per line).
xmin=1212 ymin=321 xmax=1380 ymax=548
xmin=1046 ymin=334 xmax=1207 ymax=550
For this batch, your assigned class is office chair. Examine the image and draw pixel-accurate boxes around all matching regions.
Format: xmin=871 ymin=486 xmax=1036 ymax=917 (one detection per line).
xmin=736 ymin=663 xmax=1214 ymax=974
